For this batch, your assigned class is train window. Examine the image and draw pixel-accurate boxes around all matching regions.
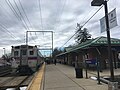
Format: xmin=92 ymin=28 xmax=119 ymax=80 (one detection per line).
xmin=22 ymin=50 xmax=27 ymax=55
xmin=29 ymin=46 xmax=33 ymax=49
xmin=29 ymin=51 xmax=34 ymax=55
xmin=21 ymin=45 xmax=27 ymax=48
xmin=15 ymin=46 xmax=20 ymax=49
xmin=14 ymin=51 xmax=19 ymax=56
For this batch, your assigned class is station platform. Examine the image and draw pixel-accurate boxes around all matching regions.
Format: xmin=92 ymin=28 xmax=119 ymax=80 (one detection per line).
xmin=42 ymin=64 xmax=108 ymax=90
xmin=28 ymin=63 xmax=120 ymax=90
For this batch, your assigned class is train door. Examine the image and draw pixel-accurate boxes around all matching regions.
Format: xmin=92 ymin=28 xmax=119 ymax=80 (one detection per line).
xmin=20 ymin=46 xmax=28 ymax=66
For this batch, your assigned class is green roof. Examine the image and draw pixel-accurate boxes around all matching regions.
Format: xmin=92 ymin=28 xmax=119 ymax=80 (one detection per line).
xmin=57 ymin=36 xmax=120 ymax=56
xmin=93 ymin=36 xmax=120 ymax=45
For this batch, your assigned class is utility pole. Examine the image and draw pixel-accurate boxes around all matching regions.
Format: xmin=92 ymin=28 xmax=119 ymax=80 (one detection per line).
xmin=3 ymin=48 xmax=5 ymax=65
xmin=3 ymin=48 xmax=5 ymax=55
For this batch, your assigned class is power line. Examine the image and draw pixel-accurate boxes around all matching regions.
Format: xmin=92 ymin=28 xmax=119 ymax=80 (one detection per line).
xmin=17 ymin=0 xmax=37 ymax=42
xmin=0 ymin=1 xmax=13 ymax=20
xmin=13 ymin=0 xmax=29 ymax=30
xmin=0 ymin=23 xmax=23 ymax=43
xmin=61 ymin=5 xmax=103 ymax=47
xmin=38 ymin=0 xmax=43 ymax=30
xmin=6 ymin=0 xmax=36 ymax=43
xmin=5 ymin=0 xmax=27 ymax=30
xmin=15 ymin=0 xmax=36 ymax=42
xmin=18 ymin=0 xmax=33 ymax=29
xmin=38 ymin=0 xmax=44 ymax=39
xmin=53 ymin=0 xmax=62 ymax=24
xmin=53 ymin=4 xmax=96 ymax=41
xmin=0 ymin=1 xmax=26 ymax=44
xmin=54 ymin=0 xmax=67 ymax=31
xmin=58 ymin=0 xmax=67 ymax=23
xmin=38 ymin=0 xmax=45 ymax=43
xmin=82 ymin=6 xmax=103 ymax=27
xmin=7 ymin=0 xmax=28 ymax=30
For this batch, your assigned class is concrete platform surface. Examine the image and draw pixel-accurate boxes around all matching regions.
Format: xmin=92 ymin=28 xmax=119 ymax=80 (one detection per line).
xmin=43 ymin=64 xmax=108 ymax=90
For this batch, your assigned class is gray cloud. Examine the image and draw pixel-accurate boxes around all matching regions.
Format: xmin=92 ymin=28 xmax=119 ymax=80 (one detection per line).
xmin=0 ymin=0 xmax=120 ymax=56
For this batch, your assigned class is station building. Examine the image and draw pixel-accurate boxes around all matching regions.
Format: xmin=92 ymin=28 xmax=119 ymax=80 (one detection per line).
xmin=56 ymin=36 xmax=120 ymax=70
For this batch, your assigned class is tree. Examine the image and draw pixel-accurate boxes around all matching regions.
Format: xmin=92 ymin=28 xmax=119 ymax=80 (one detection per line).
xmin=2 ymin=53 xmax=11 ymax=62
xmin=75 ymin=24 xmax=91 ymax=44
xmin=52 ymin=47 xmax=65 ymax=58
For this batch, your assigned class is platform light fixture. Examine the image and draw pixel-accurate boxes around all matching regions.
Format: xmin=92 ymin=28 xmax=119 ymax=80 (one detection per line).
xmin=91 ymin=0 xmax=104 ymax=6
xmin=91 ymin=0 xmax=114 ymax=81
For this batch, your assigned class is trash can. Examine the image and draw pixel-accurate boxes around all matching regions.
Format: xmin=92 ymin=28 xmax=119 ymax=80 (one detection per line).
xmin=75 ymin=68 xmax=83 ymax=78
xmin=108 ymin=82 xmax=118 ymax=90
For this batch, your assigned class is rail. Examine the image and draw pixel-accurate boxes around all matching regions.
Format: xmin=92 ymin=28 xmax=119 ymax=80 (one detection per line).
xmin=15 ymin=76 xmax=30 ymax=89
xmin=0 ymin=66 xmax=12 ymax=76
xmin=0 ymin=76 xmax=32 ymax=89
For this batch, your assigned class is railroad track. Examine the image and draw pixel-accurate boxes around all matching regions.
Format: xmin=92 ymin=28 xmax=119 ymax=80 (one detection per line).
xmin=0 ymin=75 xmax=33 ymax=90
xmin=15 ymin=76 xmax=30 ymax=90
xmin=0 ymin=66 xmax=12 ymax=77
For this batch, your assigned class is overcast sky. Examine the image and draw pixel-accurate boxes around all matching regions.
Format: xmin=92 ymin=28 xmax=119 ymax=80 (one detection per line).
xmin=0 ymin=0 xmax=120 ymax=57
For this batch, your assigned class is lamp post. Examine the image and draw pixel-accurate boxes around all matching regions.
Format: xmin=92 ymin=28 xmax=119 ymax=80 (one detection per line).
xmin=3 ymin=48 xmax=5 ymax=65
xmin=91 ymin=0 xmax=114 ymax=81
xmin=3 ymin=48 xmax=5 ymax=55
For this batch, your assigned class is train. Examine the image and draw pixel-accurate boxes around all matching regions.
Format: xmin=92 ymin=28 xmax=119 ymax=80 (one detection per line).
xmin=11 ymin=45 xmax=44 ymax=75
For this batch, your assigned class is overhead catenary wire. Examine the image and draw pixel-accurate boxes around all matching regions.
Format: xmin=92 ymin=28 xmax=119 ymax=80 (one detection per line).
xmin=37 ymin=0 xmax=44 ymax=39
xmin=6 ymin=0 xmax=36 ymax=43
xmin=6 ymin=0 xmax=27 ymax=30
xmin=38 ymin=0 xmax=45 ymax=43
xmin=18 ymin=0 xmax=34 ymax=29
xmin=13 ymin=0 xmax=29 ymax=30
xmin=61 ymin=5 xmax=103 ymax=47
xmin=38 ymin=0 xmax=43 ymax=30
xmin=0 ymin=1 xmax=13 ymax=20
xmin=15 ymin=0 xmax=36 ymax=43
xmin=0 ymin=1 xmax=25 ymax=44
xmin=54 ymin=0 xmax=67 ymax=31
xmin=52 ymin=4 xmax=97 ymax=47
xmin=52 ymin=0 xmax=67 ymax=48
xmin=54 ymin=0 xmax=61 ymax=23
xmin=58 ymin=0 xmax=67 ymax=23
xmin=18 ymin=0 xmax=37 ymax=42
xmin=0 ymin=23 xmax=23 ymax=43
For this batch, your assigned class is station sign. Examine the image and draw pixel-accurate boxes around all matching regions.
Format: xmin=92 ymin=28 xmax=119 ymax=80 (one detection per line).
xmin=100 ymin=8 xmax=117 ymax=33
xmin=85 ymin=59 xmax=96 ymax=64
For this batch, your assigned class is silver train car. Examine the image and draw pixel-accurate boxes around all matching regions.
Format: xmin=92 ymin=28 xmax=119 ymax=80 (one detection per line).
xmin=11 ymin=45 xmax=44 ymax=75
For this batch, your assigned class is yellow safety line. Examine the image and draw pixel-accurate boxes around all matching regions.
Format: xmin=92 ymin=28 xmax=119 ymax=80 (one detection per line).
xmin=27 ymin=63 xmax=45 ymax=90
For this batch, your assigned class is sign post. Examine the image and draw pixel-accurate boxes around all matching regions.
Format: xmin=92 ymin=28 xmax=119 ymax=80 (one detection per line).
xmin=91 ymin=0 xmax=114 ymax=81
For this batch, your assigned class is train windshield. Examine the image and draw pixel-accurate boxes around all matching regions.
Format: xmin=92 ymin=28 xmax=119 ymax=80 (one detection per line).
xmin=22 ymin=50 xmax=27 ymax=55
xmin=14 ymin=51 xmax=19 ymax=56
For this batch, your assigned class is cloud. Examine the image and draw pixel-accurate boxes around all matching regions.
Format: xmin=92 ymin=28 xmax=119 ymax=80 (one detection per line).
xmin=0 ymin=0 xmax=120 ymax=57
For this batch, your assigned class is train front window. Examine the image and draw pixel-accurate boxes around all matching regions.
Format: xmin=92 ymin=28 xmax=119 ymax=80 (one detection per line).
xmin=14 ymin=51 xmax=19 ymax=56
xmin=22 ymin=50 xmax=27 ymax=55
xmin=30 ymin=51 xmax=34 ymax=55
